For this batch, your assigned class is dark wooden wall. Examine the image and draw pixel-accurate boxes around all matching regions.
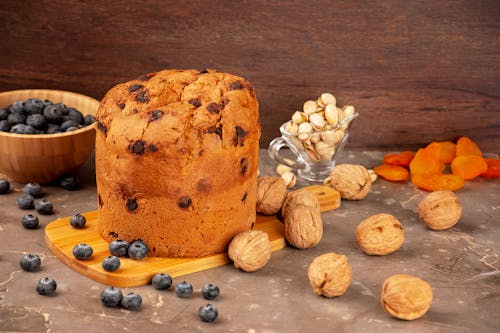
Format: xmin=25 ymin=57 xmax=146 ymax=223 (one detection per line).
xmin=1 ymin=0 xmax=499 ymax=152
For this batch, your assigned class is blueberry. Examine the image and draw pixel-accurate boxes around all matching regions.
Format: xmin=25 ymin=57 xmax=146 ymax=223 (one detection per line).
xmin=198 ymin=304 xmax=218 ymax=322
xmin=0 ymin=120 xmax=10 ymax=132
xmin=9 ymin=101 xmax=25 ymax=114
xmin=102 ymin=256 xmax=120 ymax=272
xmin=0 ymin=108 xmax=9 ymax=120
xmin=36 ymin=277 xmax=57 ymax=296
xmin=61 ymin=120 xmax=79 ymax=131
xmin=23 ymin=125 xmax=37 ymax=134
xmin=109 ymin=239 xmax=129 ymax=257
xmin=23 ymin=182 xmax=43 ymax=198
xmin=152 ymin=272 xmax=172 ymax=290
xmin=121 ymin=292 xmax=142 ymax=311
xmin=84 ymin=114 xmax=96 ymax=126
xmin=10 ymin=123 xmax=26 ymax=134
xmin=59 ymin=175 xmax=80 ymax=191
xmin=24 ymin=98 xmax=45 ymax=115
xmin=35 ymin=199 xmax=54 ymax=215
xmin=69 ymin=213 xmax=86 ymax=229
xmin=67 ymin=108 xmax=84 ymax=124
xmin=7 ymin=112 xmax=26 ymax=126
xmin=17 ymin=194 xmax=34 ymax=209
xmin=72 ymin=243 xmax=93 ymax=260
xmin=201 ymin=283 xmax=220 ymax=300
xmin=21 ymin=214 xmax=39 ymax=229
xmin=65 ymin=126 xmax=79 ymax=132
xmin=128 ymin=240 xmax=148 ymax=260
xmin=26 ymin=114 xmax=47 ymax=130
xmin=46 ymin=123 xmax=62 ymax=134
xmin=175 ymin=281 xmax=193 ymax=298
xmin=100 ymin=286 xmax=123 ymax=307
xmin=0 ymin=179 xmax=10 ymax=194
xmin=43 ymin=104 xmax=64 ymax=124
xmin=42 ymin=99 xmax=53 ymax=107
xmin=20 ymin=253 xmax=41 ymax=271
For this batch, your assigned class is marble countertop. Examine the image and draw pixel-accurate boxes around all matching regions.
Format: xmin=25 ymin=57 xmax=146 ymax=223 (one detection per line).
xmin=1 ymin=150 xmax=499 ymax=333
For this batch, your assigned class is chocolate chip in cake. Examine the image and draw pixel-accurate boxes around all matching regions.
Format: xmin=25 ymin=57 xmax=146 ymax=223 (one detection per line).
xmin=241 ymin=192 xmax=247 ymax=202
xmin=178 ymin=196 xmax=192 ymax=209
xmin=197 ymin=179 xmax=211 ymax=193
xmin=200 ymin=69 xmax=209 ymax=74
xmin=97 ymin=121 xmax=107 ymax=135
xmin=207 ymin=125 xmax=223 ymax=140
xmin=240 ymin=158 xmax=248 ymax=176
xmin=135 ymin=91 xmax=150 ymax=103
xmin=109 ymin=231 xmax=119 ymax=238
xmin=118 ymin=102 xmax=126 ymax=109
xmin=229 ymin=81 xmax=243 ymax=90
xmin=189 ymin=98 xmax=202 ymax=108
xmin=207 ymin=102 xmax=220 ymax=114
xmin=133 ymin=108 xmax=139 ymax=113
xmin=148 ymin=143 xmax=158 ymax=152
xmin=150 ymin=110 xmax=163 ymax=121
xmin=137 ymin=72 xmax=156 ymax=81
xmin=126 ymin=197 xmax=138 ymax=212
xmin=129 ymin=84 xmax=144 ymax=92
xmin=247 ymin=85 xmax=256 ymax=97
xmin=219 ymin=97 xmax=229 ymax=109
xmin=233 ymin=126 xmax=248 ymax=146
xmin=98 ymin=194 xmax=103 ymax=207
xmin=129 ymin=140 xmax=146 ymax=155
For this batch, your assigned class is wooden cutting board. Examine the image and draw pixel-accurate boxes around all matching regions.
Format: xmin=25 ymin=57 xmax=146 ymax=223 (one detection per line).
xmin=45 ymin=185 xmax=340 ymax=287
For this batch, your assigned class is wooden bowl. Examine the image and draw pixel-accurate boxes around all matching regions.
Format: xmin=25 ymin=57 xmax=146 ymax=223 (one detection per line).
xmin=0 ymin=89 xmax=100 ymax=184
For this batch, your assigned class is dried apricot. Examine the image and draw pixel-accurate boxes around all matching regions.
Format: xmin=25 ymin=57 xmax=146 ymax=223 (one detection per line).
xmin=383 ymin=151 xmax=415 ymax=167
xmin=451 ymin=155 xmax=488 ymax=180
xmin=411 ymin=174 xmax=464 ymax=192
xmin=456 ymin=137 xmax=482 ymax=157
xmin=426 ymin=141 xmax=456 ymax=164
xmin=482 ymin=158 xmax=500 ymax=178
xmin=409 ymin=148 xmax=445 ymax=176
xmin=374 ymin=164 xmax=409 ymax=181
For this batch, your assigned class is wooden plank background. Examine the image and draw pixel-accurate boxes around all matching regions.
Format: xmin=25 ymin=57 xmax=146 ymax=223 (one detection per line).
xmin=0 ymin=0 xmax=498 ymax=151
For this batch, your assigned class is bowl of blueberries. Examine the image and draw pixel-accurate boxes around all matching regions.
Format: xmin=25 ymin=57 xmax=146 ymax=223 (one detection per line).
xmin=0 ymin=89 xmax=99 ymax=183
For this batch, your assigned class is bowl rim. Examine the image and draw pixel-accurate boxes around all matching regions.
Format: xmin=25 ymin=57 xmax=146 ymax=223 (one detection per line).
xmin=0 ymin=89 xmax=100 ymax=139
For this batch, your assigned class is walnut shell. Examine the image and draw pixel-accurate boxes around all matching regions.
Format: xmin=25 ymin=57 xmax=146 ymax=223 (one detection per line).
xmin=281 ymin=189 xmax=320 ymax=217
xmin=329 ymin=164 xmax=371 ymax=200
xmin=228 ymin=230 xmax=272 ymax=272
xmin=308 ymin=252 xmax=352 ymax=297
xmin=381 ymin=274 xmax=433 ymax=320
xmin=256 ymin=176 xmax=288 ymax=215
xmin=418 ymin=190 xmax=462 ymax=231
xmin=284 ymin=204 xmax=323 ymax=249
xmin=356 ymin=213 xmax=404 ymax=255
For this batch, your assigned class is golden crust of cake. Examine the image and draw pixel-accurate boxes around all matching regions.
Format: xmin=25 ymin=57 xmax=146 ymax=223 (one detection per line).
xmin=95 ymin=69 xmax=260 ymax=257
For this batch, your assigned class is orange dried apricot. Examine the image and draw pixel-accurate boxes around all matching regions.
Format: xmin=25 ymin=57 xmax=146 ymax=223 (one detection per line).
xmin=451 ymin=155 xmax=488 ymax=180
xmin=383 ymin=151 xmax=415 ymax=167
xmin=409 ymin=148 xmax=445 ymax=176
xmin=374 ymin=164 xmax=409 ymax=181
xmin=482 ymin=158 xmax=500 ymax=178
xmin=411 ymin=173 xmax=465 ymax=192
xmin=426 ymin=141 xmax=456 ymax=164
xmin=456 ymin=137 xmax=482 ymax=157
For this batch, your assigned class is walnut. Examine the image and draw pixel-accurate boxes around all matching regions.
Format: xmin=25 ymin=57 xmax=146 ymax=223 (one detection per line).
xmin=328 ymin=164 xmax=371 ymax=200
xmin=284 ymin=204 xmax=323 ymax=249
xmin=256 ymin=176 xmax=288 ymax=215
xmin=381 ymin=274 xmax=433 ymax=320
xmin=418 ymin=190 xmax=462 ymax=231
xmin=356 ymin=213 xmax=404 ymax=255
xmin=308 ymin=252 xmax=352 ymax=297
xmin=281 ymin=189 xmax=320 ymax=217
xmin=228 ymin=230 xmax=272 ymax=272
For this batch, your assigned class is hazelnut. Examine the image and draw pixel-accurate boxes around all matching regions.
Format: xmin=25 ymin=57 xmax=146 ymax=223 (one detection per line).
xmin=228 ymin=230 xmax=272 ymax=272
xmin=381 ymin=274 xmax=433 ymax=320
xmin=308 ymin=252 xmax=352 ymax=297
xmin=256 ymin=176 xmax=288 ymax=215
xmin=356 ymin=213 xmax=404 ymax=255
xmin=284 ymin=204 xmax=323 ymax=249
xmin=281 ymin=189 xmax=320 ymax=217
xmin=418 ymin=191 xmax=462 ymax=231
xmin=328 ymin=164 xmax=372 ymax=200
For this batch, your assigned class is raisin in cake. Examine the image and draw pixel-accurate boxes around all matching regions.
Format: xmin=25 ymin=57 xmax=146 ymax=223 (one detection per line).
xmin=96 ymin=69 xmax=260 ymax=257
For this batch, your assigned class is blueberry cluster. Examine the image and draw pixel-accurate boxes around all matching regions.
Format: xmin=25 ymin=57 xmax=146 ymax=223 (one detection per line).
xmin=0 ymin=98 xmax=95 ymax=134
